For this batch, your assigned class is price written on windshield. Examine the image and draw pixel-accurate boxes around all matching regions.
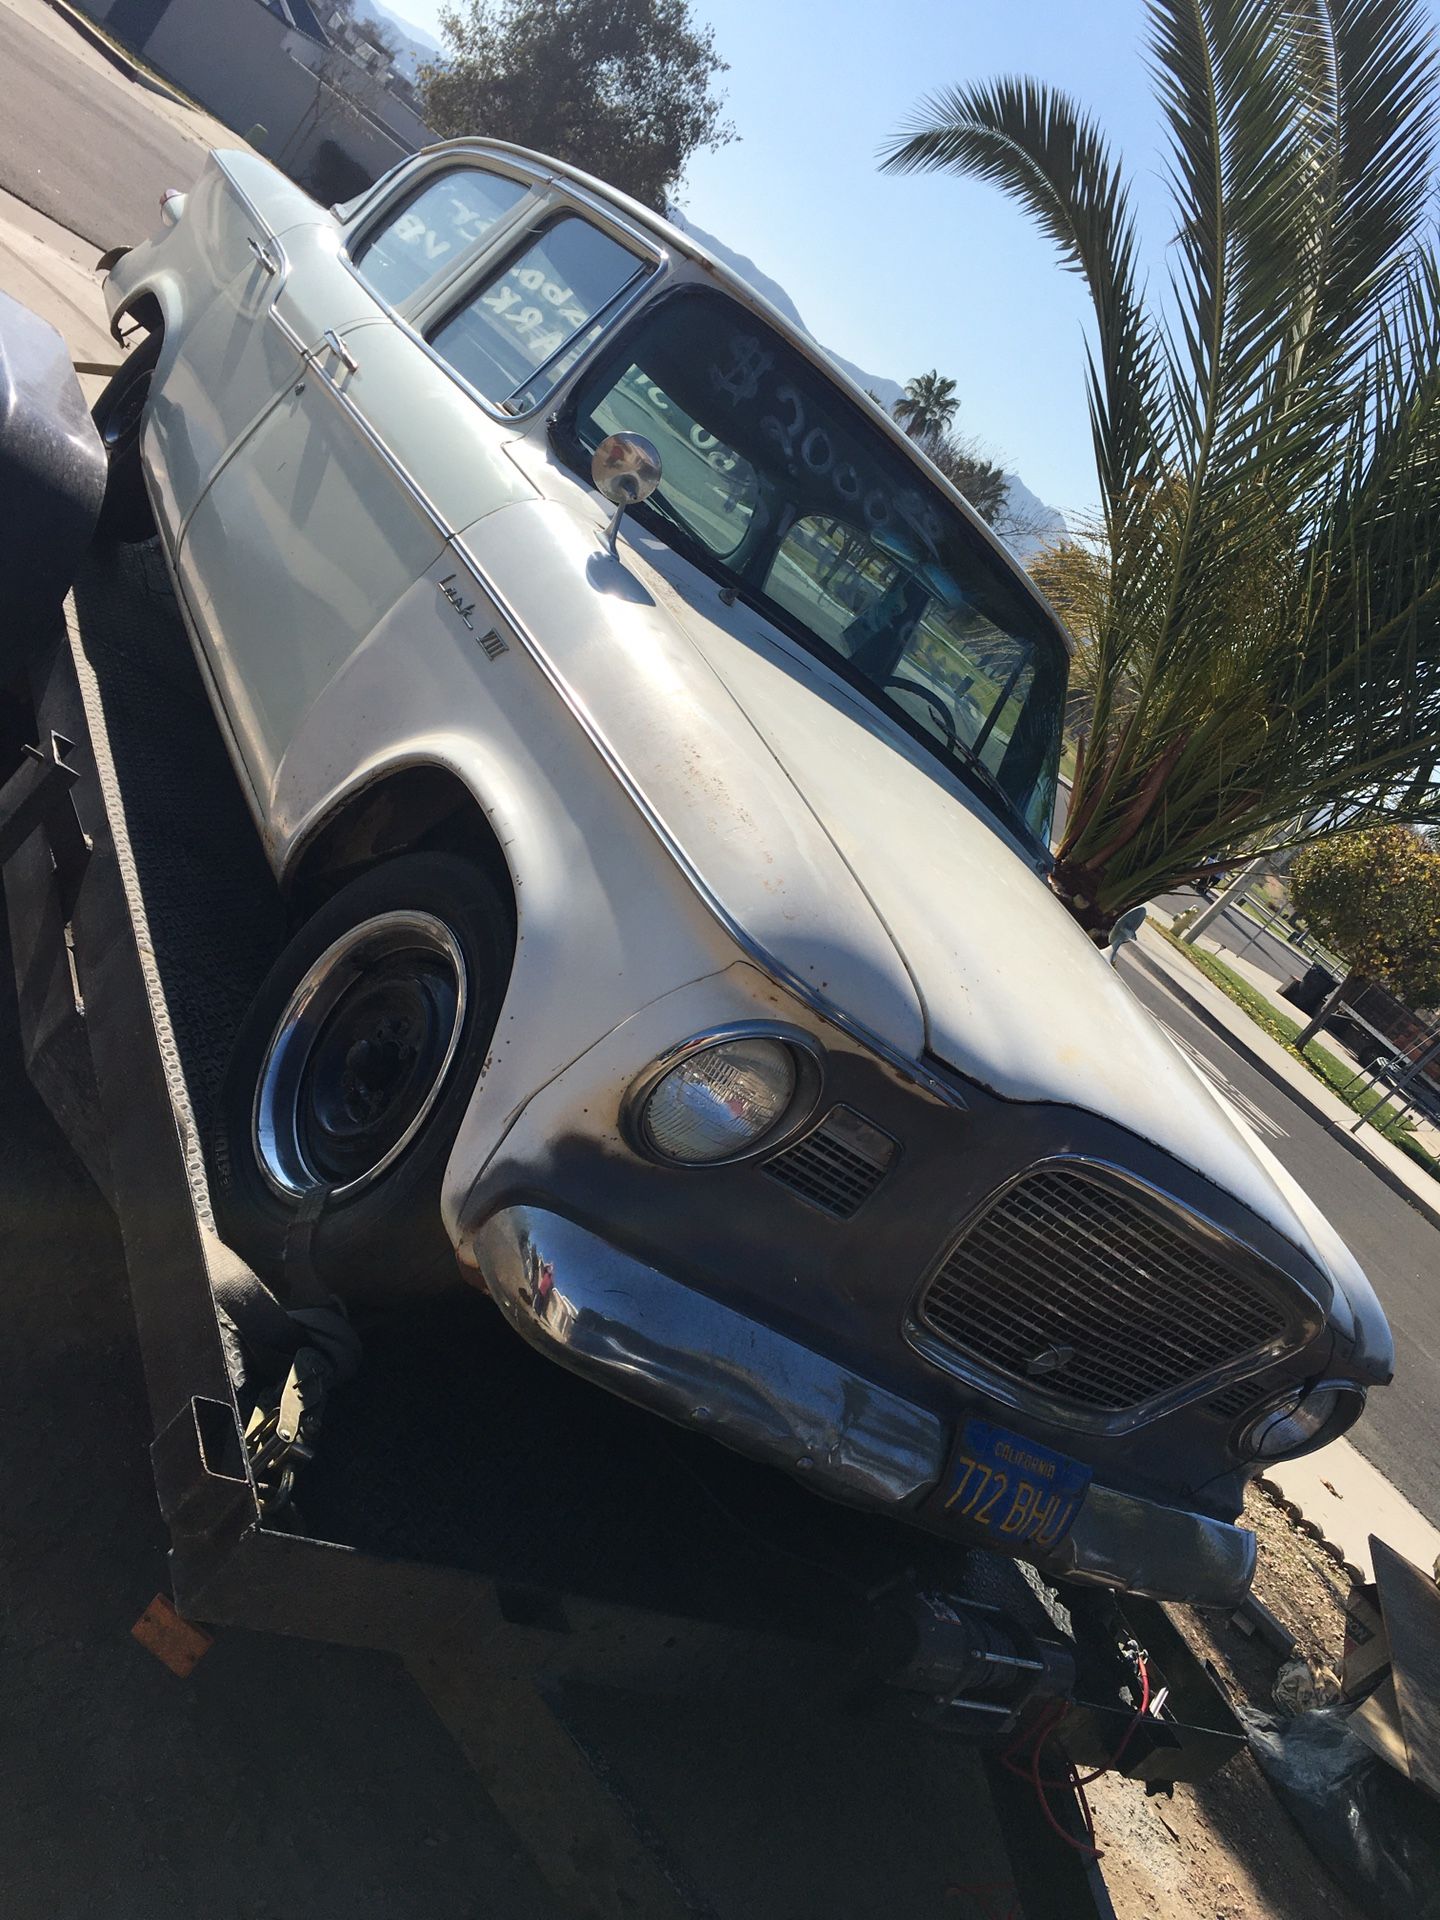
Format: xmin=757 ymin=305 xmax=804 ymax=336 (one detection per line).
xmin=709 ymin=329 xmax=948 ymax=557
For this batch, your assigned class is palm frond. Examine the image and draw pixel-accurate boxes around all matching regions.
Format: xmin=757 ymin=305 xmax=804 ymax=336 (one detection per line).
xmin=880 ymin=80 xmax=1164 ymax=526
xmin=883 ymin=4 xmax=1440 ymax=927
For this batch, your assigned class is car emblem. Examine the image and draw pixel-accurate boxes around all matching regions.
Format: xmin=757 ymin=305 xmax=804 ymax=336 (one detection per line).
xmin=1025 ymin=1343 xmax=1076 ymax=1377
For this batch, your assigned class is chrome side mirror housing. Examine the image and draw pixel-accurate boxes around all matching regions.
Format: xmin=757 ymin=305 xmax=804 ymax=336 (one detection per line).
xmin=1106 ymin=905 xmax=1149 ymax=965
xmin=592 ymin=432 xmax=661 ymax=555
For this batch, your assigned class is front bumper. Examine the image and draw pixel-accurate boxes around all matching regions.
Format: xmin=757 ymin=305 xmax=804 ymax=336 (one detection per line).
xmin=472 ymin=1206 xmax=1257 ymax=1608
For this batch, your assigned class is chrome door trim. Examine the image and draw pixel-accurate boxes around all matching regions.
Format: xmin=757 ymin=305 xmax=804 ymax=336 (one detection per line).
xmin=249 ymin=318 xmax=967 ymax=1107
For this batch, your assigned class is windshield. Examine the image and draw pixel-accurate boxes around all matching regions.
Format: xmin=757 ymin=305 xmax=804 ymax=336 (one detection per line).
xmin=560 ymin=287 xmax=1067 ymax=844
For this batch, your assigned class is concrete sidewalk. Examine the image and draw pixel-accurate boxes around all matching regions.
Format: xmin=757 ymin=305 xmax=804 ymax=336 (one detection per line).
xmin=1123 ymin=921 xmax=1440 ymax=1232
xmin=1123 ymin=923 xmax=1440 ymax=1579
xmin=1185 ymin=919 xmax=1440 ymax=1159
xmin=0 ymin=186 xmax=119 ymax=396
xmin=1262 ymin=1436 xmax=1440 ymax=1585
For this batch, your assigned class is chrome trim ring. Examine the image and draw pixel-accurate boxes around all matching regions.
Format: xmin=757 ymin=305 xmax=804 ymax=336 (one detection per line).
xmin=253 ymin=910 xmax=468 ymax=1200
xmin=1234 ymin=1378 xmax=1366 ymax=1462
xmin=620 ymin=1021 xmax=825 ymax=1169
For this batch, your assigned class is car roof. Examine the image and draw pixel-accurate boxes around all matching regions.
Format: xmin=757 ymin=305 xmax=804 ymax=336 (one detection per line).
xmin=402 ymin=137 xmax=1075 ymax=657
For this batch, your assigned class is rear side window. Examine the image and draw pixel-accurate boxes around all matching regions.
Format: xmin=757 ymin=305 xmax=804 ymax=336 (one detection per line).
xmin=353 ymin=168 xmax=527 ymax=306
xmin=428 ymin=216 xmax=647 ymax=412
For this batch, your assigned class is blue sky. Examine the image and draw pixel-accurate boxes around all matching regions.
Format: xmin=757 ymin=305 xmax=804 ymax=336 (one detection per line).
xmin=371 ymin=1 xmax=1215 ymax=518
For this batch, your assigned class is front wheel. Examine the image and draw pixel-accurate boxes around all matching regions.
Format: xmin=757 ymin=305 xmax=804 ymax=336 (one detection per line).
xmin=209 ymin=853 xmax=512 ymax=1303
xmin=91 ymin=330 xmax=161 ymax=543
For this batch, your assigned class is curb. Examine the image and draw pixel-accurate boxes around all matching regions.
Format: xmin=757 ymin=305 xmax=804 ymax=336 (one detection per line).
xmin=1253 ymin=1474 xmax=1368 ymax=1591
xmin=1128 ymin=943 xmax=1440 ymax=1235
xmin=39 ymin=0 xmax=194 ymax=109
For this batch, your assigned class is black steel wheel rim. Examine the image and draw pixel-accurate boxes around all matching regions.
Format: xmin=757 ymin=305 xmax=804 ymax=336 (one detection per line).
xmin=253 ymin=911 xmax=468 ymax=1199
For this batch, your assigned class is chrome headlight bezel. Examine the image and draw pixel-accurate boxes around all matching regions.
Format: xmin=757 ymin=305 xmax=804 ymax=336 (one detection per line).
xmin=623 ymin=1023 xmax=825 ymax=1169
xmin=1235 ymin=1378 xmax=1366 ymax=1462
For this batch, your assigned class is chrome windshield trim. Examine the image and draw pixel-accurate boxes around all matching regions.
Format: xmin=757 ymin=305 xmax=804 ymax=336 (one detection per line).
xmin=905 ymin=1152 xmax=1325 ymax=1436
xmin=236 ymin=161 xmax=962 ymax=1111
xmin=337 ymin=139 xmax=1069 ymax=653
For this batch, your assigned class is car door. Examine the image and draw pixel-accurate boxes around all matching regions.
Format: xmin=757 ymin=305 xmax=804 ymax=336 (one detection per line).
xmin=144 ymin=150 xmax=383 ymax=550
xmin=177 ymin=169 xmax=653 ymax=815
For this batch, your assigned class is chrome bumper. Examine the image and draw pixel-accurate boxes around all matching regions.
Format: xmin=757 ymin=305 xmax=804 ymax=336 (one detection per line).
xmin=470 ymin=1206 xmax=1257 ymax=1607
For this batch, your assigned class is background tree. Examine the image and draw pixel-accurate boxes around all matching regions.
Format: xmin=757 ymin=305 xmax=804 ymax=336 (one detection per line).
xmin=925 ymin=430 xmax=1008 ymax=524
xmin=1290 ymin=826 xmax=1440 ymax=1043
xmin=888 ymin=373 xmax=1006 ymax=521
xmin=892 ymin=370 xmax=959 ymax=441
xmin=419 ymin=0 xmax=732 ymax=211
xmin=883 ymin=0 xmax=1440 ymax=935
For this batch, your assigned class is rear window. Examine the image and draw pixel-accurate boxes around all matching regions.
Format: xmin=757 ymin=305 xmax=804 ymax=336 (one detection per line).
xmin=352 ymin=168 xmax=528 ymax=306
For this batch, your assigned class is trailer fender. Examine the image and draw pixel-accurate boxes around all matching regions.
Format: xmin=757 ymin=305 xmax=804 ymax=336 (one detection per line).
xmin=0 ymin=290 xmax=106 ymax=663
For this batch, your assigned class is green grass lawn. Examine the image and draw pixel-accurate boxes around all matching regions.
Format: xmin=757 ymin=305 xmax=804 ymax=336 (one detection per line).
xmin=1157 ymin=926 xmax=1440 ymax=1181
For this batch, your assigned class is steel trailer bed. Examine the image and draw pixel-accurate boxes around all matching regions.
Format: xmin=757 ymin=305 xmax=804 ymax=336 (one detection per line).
xmin=1 ymin=538 xmax=1239 ymax=1919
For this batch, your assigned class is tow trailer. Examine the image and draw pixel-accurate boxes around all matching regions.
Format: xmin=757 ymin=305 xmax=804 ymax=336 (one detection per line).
xmin=1 ymin=295 xmax=1245 ymax=1920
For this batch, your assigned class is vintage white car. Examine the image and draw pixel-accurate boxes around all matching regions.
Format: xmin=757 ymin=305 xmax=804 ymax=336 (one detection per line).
xmin=95 ymin=138 xmax=1391 ymax=1606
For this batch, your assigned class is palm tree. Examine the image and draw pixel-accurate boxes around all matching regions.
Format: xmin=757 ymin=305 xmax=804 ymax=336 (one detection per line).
xmin=882 ymin=0 xmax=1440 ymax=935
xmin=892 ymin=370 xmax=960 ymax=442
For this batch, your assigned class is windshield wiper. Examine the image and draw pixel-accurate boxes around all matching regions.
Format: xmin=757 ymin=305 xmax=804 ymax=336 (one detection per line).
xmin=933 ymin=731 xmax=1047 ymax=859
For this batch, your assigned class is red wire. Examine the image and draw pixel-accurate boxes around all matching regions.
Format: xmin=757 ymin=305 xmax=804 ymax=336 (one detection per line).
xmin=999 ymin=1654 xmax=1153 ymax=1861
xmin=1074 ymin=1653 xmax=1152 ymax=1785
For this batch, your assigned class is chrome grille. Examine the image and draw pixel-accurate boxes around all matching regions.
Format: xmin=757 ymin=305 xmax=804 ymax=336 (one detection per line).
xmin=764 ymin=1106 xmax=897 ymax=1218
xmin=1207 ymin=1376 xmax=1266 ymax=1421
xmin=915 ymin=1165 xmax=1291 ymax=1415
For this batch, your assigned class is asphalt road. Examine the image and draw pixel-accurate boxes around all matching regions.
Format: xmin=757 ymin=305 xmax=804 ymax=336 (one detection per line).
xmin=1153 ymin=888 xmax=1314 ymax=988
xmin=1119 ymin=949 xmax=1440 ymax=1527
xmin=0 ymin=0 xmax=215 ymax=248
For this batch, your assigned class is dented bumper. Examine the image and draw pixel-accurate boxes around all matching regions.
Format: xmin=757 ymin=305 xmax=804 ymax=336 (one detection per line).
xmin=469 ymin=1205 xmax=1258 ymax=1609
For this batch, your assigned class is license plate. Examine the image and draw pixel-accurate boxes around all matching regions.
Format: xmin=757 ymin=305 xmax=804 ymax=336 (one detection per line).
xmin=941 ymin=1419 xmax=1091 ymax=1550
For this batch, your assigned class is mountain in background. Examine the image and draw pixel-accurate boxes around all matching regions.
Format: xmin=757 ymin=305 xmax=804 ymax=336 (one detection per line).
xmin=669 ymin=211 xmax=1066 ymax=558
xmin=351 ymin=0 xmax=442 ymax=80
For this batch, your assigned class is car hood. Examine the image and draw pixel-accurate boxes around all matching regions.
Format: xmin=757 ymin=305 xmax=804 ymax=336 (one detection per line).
xmin=461 ymin=482 xmax=1355 ymax=1292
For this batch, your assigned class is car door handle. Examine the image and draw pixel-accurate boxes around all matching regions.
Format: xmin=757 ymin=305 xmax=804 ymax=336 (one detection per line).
xmin=320 ymin=328 xmax=359 ymax=374
xmin=246 ymin=235 xmax=278 ymax=276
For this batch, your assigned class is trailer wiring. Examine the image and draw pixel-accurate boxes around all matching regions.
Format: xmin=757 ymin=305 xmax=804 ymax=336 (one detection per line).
xmin=999 ymin=1648 xmax=1153 ymax=1860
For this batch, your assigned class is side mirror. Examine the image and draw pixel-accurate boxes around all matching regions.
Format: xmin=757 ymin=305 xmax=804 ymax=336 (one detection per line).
xmin=592 ymin=432 xmax=661 ymax=555
xmin=1106 ymin=905 xmax=1148 ymax=964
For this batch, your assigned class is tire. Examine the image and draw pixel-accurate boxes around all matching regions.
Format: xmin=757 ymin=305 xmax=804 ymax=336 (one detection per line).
xmin=91 ymin=330 xmax=161 ymax=543
xmin=209 ymin=853 xmax=512 ymax=1304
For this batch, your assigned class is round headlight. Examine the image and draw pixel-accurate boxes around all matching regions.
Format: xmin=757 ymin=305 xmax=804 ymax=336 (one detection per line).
xmin=639 ymin=1036 xmax=799 ymax=1165
xmin=1239 ymin=1382 xmax=1363 ymax=1461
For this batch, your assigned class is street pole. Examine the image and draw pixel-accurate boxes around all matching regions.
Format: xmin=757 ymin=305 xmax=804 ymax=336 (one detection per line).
xmin=1178 ymin=856 xmax=1269 ymax=944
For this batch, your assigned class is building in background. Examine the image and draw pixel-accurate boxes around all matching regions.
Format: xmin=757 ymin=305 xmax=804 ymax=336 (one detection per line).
xmin=80 ymin=0 xmax=431 ymax=199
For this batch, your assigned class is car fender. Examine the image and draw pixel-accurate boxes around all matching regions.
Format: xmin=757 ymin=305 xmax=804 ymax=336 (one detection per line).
xmin=266 ymin=563 xmax=746 ymax=1234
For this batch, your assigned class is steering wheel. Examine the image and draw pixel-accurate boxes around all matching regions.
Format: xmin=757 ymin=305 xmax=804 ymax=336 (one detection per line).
xmin=883 ymin=675 xmax=958 ymax=753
